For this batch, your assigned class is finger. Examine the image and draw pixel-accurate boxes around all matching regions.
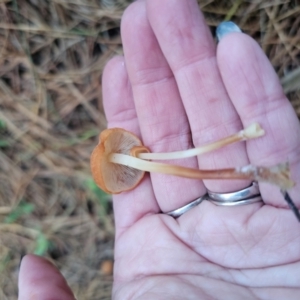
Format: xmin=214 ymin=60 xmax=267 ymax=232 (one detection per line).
xmin=102 ymin=56 xmax=159 ymax=237
xmin=103 ymin=56 xmax=139 ymax=133
xmin=217 ymin=32 xmax=300 ymax=206
xmin=147 ymin=0 xmax=250 ymax=193
xmin=18 ymin=254 xmax=75 ymax=300
xmin=121 ymin=1 xmax=206 ymax=212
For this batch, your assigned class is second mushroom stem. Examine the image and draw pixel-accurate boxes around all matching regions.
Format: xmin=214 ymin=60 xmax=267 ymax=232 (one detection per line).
xmin=135 ymin=123 xmax=265 ymax=160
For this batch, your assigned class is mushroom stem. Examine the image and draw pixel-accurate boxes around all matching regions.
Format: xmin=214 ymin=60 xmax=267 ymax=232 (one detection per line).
xmin=109 ymin=153 xmax=294 ymax=190
xmin=136 ymin=123 xmax=264 ymax=160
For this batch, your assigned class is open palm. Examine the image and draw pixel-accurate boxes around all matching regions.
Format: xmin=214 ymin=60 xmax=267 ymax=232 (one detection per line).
xmin=102 ymin=1 xmax=300 ymax=299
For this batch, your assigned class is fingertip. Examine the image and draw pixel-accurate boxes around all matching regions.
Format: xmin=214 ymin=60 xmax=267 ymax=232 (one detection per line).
xmin=20 ymin=253 xmax=53 ymax=268
xmin=102 ymin=55 xmax=137 ymax=130
xmin=217 ymin=32 xmax=282 ymax=94
xmin=217 ymin=32 xmax=257 ymax=62
xmin=217 ymin=32 xmax=253 ymax=66
xmin=121 ymin=0 xmax=145 ymax=42
xmin=18 ymin=254 xmax=75 ymax=300
xmin=146 ymin=0 xmax=214 ymax=70
xmin=102 ymin=55 xmax=126 ymax=95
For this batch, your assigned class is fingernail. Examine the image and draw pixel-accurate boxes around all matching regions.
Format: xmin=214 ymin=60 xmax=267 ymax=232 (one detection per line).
xmin=216 ymin=21 xmax=242 ymax=42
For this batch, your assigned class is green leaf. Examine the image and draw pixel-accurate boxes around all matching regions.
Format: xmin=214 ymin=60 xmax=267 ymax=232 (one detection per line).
xmin=0 ymin=119 xmax=6 ymax=129
xmin=0 ymin=140 xmax=9 ymax=147
xmin=79 ymin=129 xmax=99 ymax=140
xmin=4 ymin=201 xmax=35 ymax=224
xmin=34 ymin=233 xmax=51 ymax=256
xmin=84 ymin=178 xmax=111 ymax=212
xmin=85 ymin=178 xmax=108 ymax=198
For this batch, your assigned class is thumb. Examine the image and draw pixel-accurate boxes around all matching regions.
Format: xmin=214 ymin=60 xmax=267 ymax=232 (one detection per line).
xmin=18 ymin=254 xmax=75 ymax=300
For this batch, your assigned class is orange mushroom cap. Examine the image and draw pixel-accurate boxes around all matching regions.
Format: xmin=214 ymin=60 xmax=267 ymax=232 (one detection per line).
xmin=90 ymin=128 xmax=149 ymax=194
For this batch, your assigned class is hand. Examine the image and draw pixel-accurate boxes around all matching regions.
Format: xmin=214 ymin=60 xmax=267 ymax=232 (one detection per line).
xmin=103 ymin=0 xmax=300 ymax=299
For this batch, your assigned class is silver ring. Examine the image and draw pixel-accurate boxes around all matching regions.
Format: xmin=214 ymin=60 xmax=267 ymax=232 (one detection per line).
xmin=165 ymin=195 xmax=208 ymax=218
xmin=210 ymin=195 xmax=263 ymax=206
xmin=165 ymin=182 xmax=262 ymax=218
xmin=208 ymin=182 xmax=260 ymax=202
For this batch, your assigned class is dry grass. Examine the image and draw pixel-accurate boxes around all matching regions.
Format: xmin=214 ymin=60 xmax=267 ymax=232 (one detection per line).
xmin=0 ymin=0 xmax=299 ymax=299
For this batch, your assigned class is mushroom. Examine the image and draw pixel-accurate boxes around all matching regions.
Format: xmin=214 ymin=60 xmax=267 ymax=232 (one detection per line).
xmin=90 ymin=128 xmax=148 ymax=194
xmin=90 ymin=124 xmax=294 ymax=194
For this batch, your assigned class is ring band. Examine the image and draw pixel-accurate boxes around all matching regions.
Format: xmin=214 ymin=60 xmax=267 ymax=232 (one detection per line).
xmin=209 ymin=195 xmax=263 ymax=206
xmin=165 ymin=182 xmax=262 ymax=218
xmin=165 ymin=195 xmax=209 ymax=218
xmin=208 ymin=182 xmax=260 ymax=202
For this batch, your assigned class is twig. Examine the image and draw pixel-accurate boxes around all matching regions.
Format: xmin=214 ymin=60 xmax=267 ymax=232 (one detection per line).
xmin=281 ymin=190 xmax=300 ymax=222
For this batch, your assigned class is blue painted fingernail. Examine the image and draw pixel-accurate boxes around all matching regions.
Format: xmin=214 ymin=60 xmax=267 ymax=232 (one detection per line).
xmin=216 ymin=21 xmax=241 ymax=41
